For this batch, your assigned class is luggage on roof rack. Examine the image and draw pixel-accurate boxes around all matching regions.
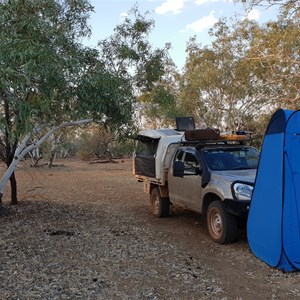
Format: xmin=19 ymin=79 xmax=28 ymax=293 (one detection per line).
xmin=183 ymin=128 xmax=252 ymax=145
xmin=221 ymin=133 xmax=249 ymax=141
xmin=185 ymin=128 xmax=220 ymax=141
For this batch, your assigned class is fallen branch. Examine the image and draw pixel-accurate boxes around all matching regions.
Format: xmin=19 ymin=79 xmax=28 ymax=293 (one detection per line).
xmin=89 ymin=159 xmax=120 ymax=164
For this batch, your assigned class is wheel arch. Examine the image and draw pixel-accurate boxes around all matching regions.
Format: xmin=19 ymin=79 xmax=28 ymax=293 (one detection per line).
xmin=149 ymin=183 xmax=169 ymax=198
xmin=150 ymin=185 xmax=170 ymax=218
xmin=202 ymin=193 xmax=222 ymax=219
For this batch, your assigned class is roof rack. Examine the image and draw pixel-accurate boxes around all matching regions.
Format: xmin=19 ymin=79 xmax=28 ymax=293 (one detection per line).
xmin=182 ymin=128 xmax=252 ymax=146
xmin=180 ymin=138 xmax=251 ymax=147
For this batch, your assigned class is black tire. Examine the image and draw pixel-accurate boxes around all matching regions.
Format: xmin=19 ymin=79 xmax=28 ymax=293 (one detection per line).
xmin=150 ymin=187 xmax=170 ymax=218
xmin=206 ymin=200 xmax=237 ymax=244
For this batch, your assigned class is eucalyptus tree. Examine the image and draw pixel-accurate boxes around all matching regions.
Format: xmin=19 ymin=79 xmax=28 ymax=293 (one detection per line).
xmin=245 ymin=13 xmax=300 ymax=109
xmin=138 ymin=58 xmax=181 ymax=128
xmin=236 ymin=0 xmax=300 ymax=110
xmin=238 ymin=0 xmax=300 ymax=15
xmin=178 ymin=7 xmax=300 ymax=130
xmin=97 ymin=6 xmax=176 ymax=128
xmin=0 ymin=0 xmax=95 ymax=205
xmin=98 ymin=6 xmax=165 ymax=92
xmin=0 ymin=0 xmax=138 ymax=206
xmin=178 ymin=19 xmax=273 ymax=131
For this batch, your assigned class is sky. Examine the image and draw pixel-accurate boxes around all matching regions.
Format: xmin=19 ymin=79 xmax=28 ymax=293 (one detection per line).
xmin=83 ymin=0 xmax=279 ymax=70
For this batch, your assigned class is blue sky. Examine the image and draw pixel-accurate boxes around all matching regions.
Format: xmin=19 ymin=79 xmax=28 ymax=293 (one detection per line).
xmin=84 ymin=0 xmax=279 ymax=70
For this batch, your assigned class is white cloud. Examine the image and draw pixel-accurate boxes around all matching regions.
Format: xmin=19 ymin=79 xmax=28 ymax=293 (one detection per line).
xmin=195 ymin=0 xmax=232 ymax=4
xmin=247 ymin=8 xmax=260 ymax=20
xmin=155 ymin=0 xmax=187 ymax=15
xmin=195 ymin=0 xmax=218 ymax=4
xmin=120 ymin=12 xmax=128 ymax=19
xmin=185 ymin=11 xmax=217 ymax=33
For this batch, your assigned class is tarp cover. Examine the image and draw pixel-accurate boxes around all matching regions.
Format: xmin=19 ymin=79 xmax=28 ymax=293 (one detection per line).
xmin=247 ymin=109 xmax=300 ymax=272
xmin=134 ymin=155 xmax=156 ymax=177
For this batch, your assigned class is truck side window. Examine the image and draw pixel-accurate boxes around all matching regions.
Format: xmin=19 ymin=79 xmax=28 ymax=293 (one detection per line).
xmin=184 ymin=153 xmax=200 ymax=175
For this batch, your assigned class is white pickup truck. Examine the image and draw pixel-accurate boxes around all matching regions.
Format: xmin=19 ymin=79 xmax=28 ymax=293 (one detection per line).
xmin=133 ymin=119 xmax=260 ymax=243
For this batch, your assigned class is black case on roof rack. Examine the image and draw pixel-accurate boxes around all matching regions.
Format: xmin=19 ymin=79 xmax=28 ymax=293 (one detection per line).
xmin=185 ymin=128 xmax=220 ymax=141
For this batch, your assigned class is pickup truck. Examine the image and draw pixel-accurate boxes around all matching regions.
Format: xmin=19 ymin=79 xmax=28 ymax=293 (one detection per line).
xmin=133 ymin=122 xmax=260 ymax=244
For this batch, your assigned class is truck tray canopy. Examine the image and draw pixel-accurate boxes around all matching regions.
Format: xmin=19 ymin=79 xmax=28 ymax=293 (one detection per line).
xmin=134 ymin=129 xmax=183 ymax=180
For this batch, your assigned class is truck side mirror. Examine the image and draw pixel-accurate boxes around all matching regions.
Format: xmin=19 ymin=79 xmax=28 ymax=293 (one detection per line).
xmin=173 ymin=161 xmax=184 ymax=177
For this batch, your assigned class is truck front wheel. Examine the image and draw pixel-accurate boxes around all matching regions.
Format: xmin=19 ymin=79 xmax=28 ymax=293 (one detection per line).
xmin=150 ymin=187 xmax=170 ymax=218
xmin=207 ymin=201 xmax=237 ymax=244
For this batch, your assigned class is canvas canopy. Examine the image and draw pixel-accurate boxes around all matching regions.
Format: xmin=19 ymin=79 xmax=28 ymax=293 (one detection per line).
xmin=247 ymin=109 xmax=300 ymax=272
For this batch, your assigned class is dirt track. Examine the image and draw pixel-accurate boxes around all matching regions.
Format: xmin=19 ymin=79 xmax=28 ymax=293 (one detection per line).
xmin=1 ymin=159 xmax=300 ymax=299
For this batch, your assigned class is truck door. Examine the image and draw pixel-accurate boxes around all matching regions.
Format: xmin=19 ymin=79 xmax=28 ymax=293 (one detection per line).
xmin=168 ymin=150 xmax=203 ymax=212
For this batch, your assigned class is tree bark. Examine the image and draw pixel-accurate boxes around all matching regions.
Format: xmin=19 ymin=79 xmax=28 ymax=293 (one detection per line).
xmin=48 ymin=151 xmax=55 ymax=168
xmin=6 ymin=142 xmax=18 ymax=205
xmin=9 ymin=172 xmax=17 ymax=205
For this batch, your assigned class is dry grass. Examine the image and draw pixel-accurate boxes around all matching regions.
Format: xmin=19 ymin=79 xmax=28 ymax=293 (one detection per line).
xmin=0 ymin=158 xmax=299 ymax=299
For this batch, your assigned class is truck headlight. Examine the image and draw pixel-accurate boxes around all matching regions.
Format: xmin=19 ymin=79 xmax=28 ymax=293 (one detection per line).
xmin=233 ymin=182 xmax=253 ymax=201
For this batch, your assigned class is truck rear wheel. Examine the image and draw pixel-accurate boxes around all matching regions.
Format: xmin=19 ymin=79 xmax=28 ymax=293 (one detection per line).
xmin=207 ymin=201 xmax=237 ymax=244
xmin=150 ymin=187 xmax=169 ymax=218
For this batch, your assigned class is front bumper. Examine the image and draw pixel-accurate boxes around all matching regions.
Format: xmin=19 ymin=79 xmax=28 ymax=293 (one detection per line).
xmin=223 ymin=199 xmax=250 ymax=217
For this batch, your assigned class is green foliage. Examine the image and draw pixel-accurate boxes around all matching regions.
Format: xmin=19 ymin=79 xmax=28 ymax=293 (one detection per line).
xmin=76 ymin=125 xmax=134 ymax=160
xmin=76 ymin=130 xmax=95 ymax=160
xmin=178 ymin=21 xmax=260 ymax=129
xmin=243 ymin=111 xmax=275 ymax=149
xmin=178 ymin=12 xmax=300 ymax=132
xmin=140 ymin=84 xmax=180 ymax=127
xmin=137 ymin=51 xmax=180 ymax=127
xmin=0 ymin=0 xmax=93 ymax=164
xmin=76 ymin=65 xmax=134 ymax=128
xmin=98 ymin=5 xmax=170 ymax=94
xmin=110 ymin=139 xmax=135 ymax=158
xmin=1 ymin=1 xmax=160 ymax=202
xmin=96 ymin=5 xmax=175 ymax=129
xmin=0 ymin=1 xmax=163 ymax=168
xmin=246 ymin=15 xmax=300 ymax=109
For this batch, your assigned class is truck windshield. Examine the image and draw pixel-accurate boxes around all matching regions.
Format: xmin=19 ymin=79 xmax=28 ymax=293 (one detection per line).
xmin=202 ymin=148 xmax=260 ymax=171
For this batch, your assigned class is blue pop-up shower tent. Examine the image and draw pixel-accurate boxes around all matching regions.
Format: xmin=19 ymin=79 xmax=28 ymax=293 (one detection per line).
xmin=247 ymin=109 xmax=300 ymax=272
